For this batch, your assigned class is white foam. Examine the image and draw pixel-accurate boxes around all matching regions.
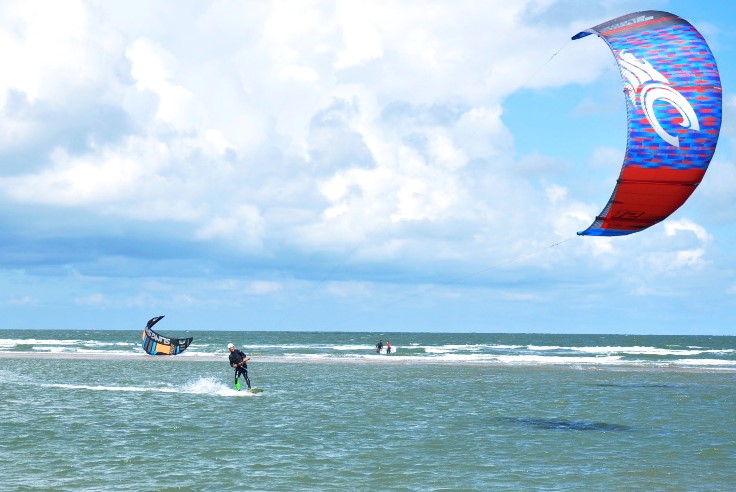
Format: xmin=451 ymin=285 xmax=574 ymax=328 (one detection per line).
xmin=494 ymin=355 xmax=625 ymax=365
xmin=241 ymin=343 xmax=326 ymax=350
xmin=81 ymin=341 xmax=137 ymax=348
xmin=0 ymin=338 xmax=81 ymax=348
xmin=276 ymin=352 xmax=631 ymax=366
xmin=283 ymin=353 xmax=328 ymax=359
xmin=421 ymin=344 xmax=517 ymax=354
xmin=44 ymin=382 xmax=177 ymax=393
xmin=673 ymin=358 xmax=736 ymax=367
xmin=181 ymin=377 xmax=256 ymax=396
xmin=331 ymin=344 xmax=375 ymax=351
xmin=176 ymin=351 xmax=227 ymax=358
xmin=32 ymin=347 xmax=147 ymax=356
xmin=424 ymin=345 xmax=476 ymax=354
xmin=1 ymin=335 xmax=733 ymax=370
xmin=409 ymin=353 xmax=627 ymax=365
xmin=572 ymin=346 xmax=734 ymax=356
xmin=38 ymin=377 xmax=255 ymax=397
xmin=257 ymin=343 xmax=388 ymax=352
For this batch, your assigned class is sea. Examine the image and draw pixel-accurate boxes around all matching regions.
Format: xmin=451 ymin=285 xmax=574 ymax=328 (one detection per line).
xmin=1 ymin=330 xmax=734 ymax=491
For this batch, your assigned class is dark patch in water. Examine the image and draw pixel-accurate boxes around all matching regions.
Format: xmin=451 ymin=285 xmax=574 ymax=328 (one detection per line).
xmin=594 ymin=383 xmax=675 ymax=389
xmin=501 ymin=417 xmax=631 ymax=432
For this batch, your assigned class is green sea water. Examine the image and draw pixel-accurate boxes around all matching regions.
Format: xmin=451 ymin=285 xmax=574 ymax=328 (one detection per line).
xmin=1 ymin=331 xmax=735 ymax=490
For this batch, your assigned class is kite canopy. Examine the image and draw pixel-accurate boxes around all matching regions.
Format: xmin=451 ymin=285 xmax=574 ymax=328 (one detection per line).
xmin=141 ymin=315 xmax=193 ymax=355
xmin=573 ymin=11 xmax=722 ymax=236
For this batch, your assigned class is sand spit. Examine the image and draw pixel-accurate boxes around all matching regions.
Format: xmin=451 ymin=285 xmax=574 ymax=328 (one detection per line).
xmin=1 ymin=351 xmax=735 ymax=373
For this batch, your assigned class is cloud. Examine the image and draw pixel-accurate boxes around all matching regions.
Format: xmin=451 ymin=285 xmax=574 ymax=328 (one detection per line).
xmin=0 ymin=141 xmax=149 ymax=206
xmin=247 ymin=281 xmax=282 ymax=295
xmin=126 ymin=37 xmax=204 ymax=131
xmin=75 ymin=293 xmax=107 ymax=306
xmin=0 ymin=0 xmax=92 ymax=103
xmin=7 ymin=295 xmax=36 ymax=306
xmin=501 ymin=291 xmax=543 ymax=302
xmin=195 ymin=205 xmax=266 ymax=251
xmin=0 ymin=1 xmax=733 ymax=333
xmin=326 ymin=281 xmax=373 ymax=298
xmin=0 ymin=1 xmax=611 ymax=259
xmin=664 ymin=219 xmax=713 ymax=244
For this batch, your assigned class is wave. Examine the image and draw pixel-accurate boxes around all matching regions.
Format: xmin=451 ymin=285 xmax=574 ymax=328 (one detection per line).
xmin=1 ymin=333 xmax=734 ymax=370
xmin=570 ymin=346 xmax=735 ymax=356
xmin=261 ymin=352 xmax=736 ymax=369
xmin=674 ymin=358 xmax=736 ymax=367
xmin=0 ymin=338 xmax=82 ymax=347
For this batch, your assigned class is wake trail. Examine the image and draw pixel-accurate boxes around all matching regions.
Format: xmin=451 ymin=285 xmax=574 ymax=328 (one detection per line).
xmin=16 ymin=377 xmax=257 ymax=397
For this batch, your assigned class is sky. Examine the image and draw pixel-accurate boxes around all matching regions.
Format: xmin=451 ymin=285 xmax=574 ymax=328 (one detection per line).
xmin=1 ymin=0 xmax=735 ymax=334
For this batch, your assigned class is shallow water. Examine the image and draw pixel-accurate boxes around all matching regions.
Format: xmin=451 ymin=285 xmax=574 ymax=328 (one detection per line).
xmin=2 ymin=343 xmax=735 ymax=490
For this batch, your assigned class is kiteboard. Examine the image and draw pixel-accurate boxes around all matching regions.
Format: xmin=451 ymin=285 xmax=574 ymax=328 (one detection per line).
xmin=234 ymin=378 xmax=263 ymax=393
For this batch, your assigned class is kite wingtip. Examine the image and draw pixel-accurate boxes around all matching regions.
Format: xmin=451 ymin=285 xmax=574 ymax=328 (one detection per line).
xmin=571 ymin=31 xmax=592 ymax=41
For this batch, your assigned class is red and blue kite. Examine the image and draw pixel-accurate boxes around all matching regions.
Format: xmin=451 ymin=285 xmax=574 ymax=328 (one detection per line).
xmin=573 ymin=11 xmax=722 ymax=236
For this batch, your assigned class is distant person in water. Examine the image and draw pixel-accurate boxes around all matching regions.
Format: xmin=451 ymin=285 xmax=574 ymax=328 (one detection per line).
xmin=385 ymin=341 xmax=392 ymax=355
xmin=228 ymin=343 xmax=251 ymax=390
xmin=376 ymin=340 xmax=383 ymax=353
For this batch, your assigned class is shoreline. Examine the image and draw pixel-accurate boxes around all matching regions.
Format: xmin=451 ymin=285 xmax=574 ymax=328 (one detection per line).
xmin=1 ymin=351 xmax=735 ymax=373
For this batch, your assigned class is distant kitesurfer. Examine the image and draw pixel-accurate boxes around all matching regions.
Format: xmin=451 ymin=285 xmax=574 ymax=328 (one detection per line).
xmin=228 ymin=343 xmax=251 ymax=390
xmin=376 ymin=340 xmax=383 ymax=353
xmin=386 ymin=341 xmax=392 ymax=355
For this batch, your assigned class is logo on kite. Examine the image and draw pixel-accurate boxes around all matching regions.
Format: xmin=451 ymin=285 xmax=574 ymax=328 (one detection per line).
xmin=618 ymin=50 xmax=699 ymax=148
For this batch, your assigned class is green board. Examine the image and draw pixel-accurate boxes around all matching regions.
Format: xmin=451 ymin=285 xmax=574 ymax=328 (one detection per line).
xmin=234 ymin=378 xmax=262 ymax=393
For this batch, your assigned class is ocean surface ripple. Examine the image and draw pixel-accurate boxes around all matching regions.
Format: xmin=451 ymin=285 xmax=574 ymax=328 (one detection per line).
xmin=1 ymin=330 xmax=734 ymax=490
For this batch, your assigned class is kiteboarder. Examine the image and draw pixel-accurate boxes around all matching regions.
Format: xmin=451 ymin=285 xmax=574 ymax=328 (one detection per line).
xmin=376 ymin=340 xmax=383 ymax=353
xmin=386 ymin=341 xmax=392 ymax=355
xmin=228 ymin=343 xmax=251 ymax=390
